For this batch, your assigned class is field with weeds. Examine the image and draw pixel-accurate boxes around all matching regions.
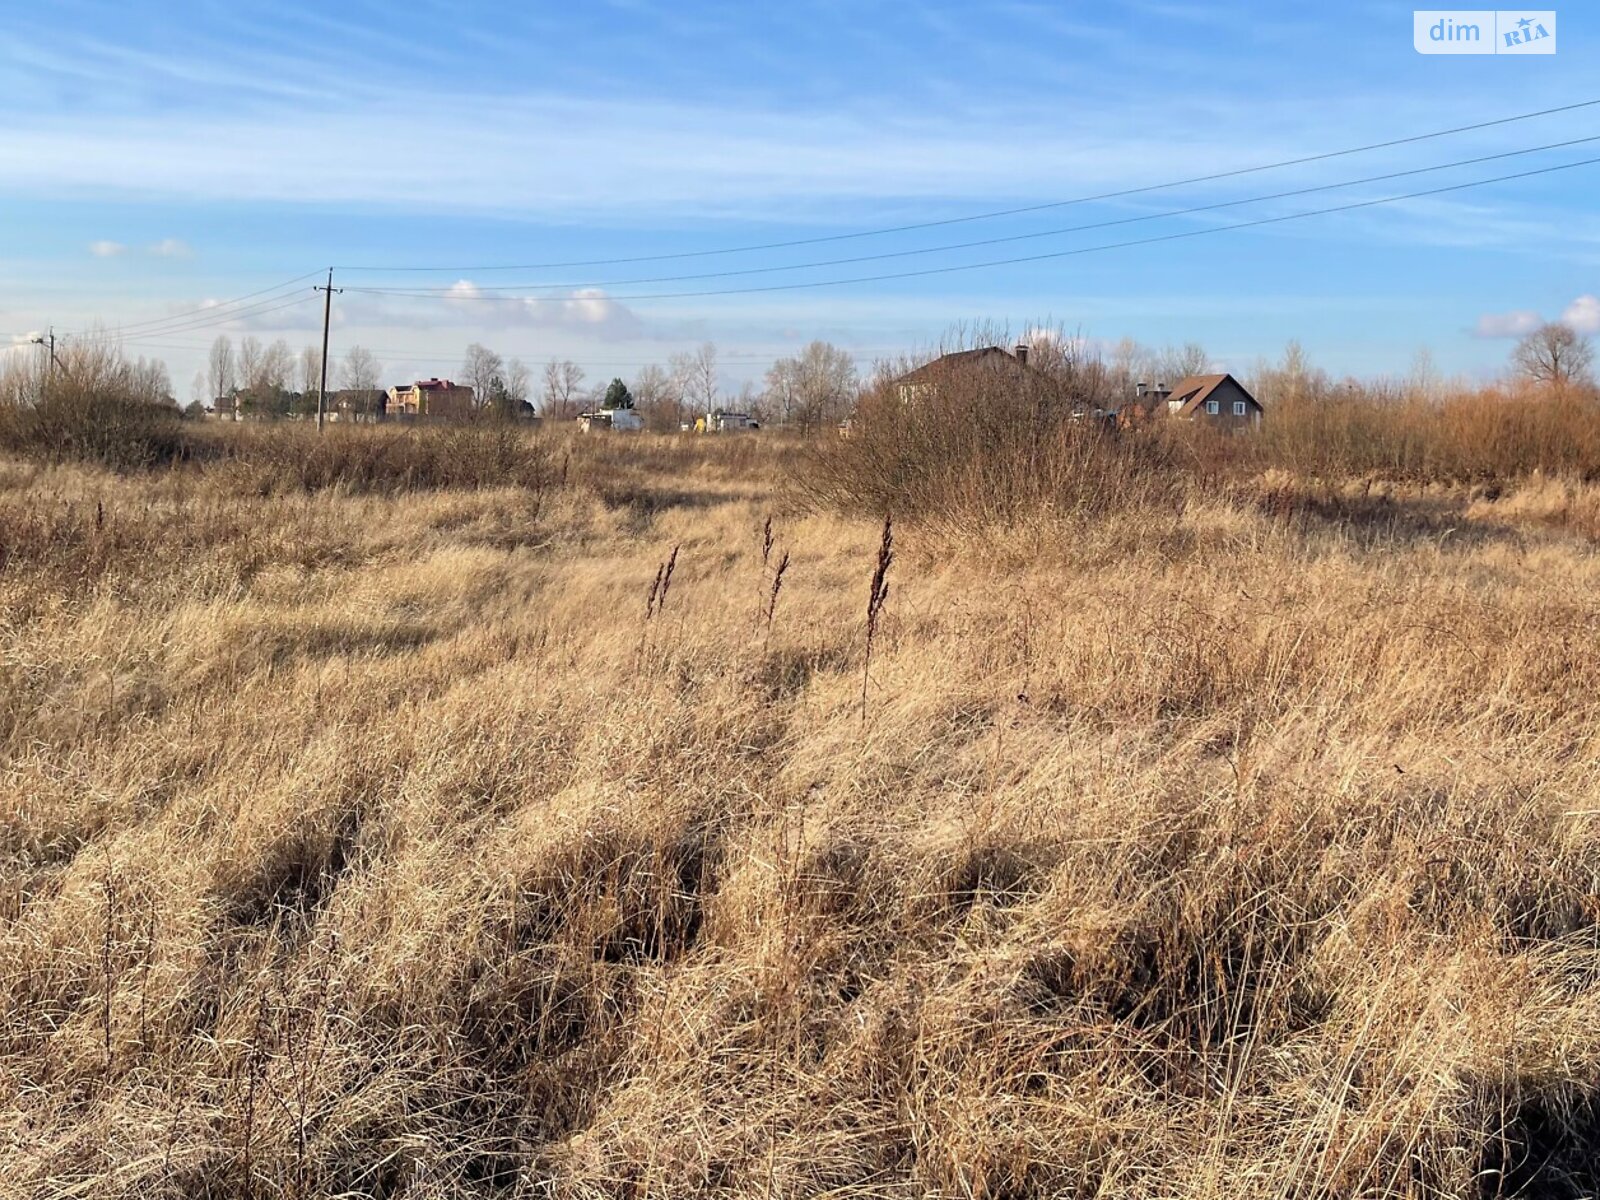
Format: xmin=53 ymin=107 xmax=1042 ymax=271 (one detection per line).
xmin=6 ymin=422 xmax=1600 ymax=1198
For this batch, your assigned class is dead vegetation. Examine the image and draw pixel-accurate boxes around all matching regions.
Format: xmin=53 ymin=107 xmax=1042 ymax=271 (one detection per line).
xmin=5 ymin=399 xmax=1600 ymax=1197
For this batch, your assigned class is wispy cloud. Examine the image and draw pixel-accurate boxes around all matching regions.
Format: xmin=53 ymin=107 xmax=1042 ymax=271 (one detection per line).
xmin=1473 ymin=309 xmax=1543 ymax=338
xmin=2 ymin=85 xmax=1584 ymax=245
xmin=344 ymin=280 xmax=648 ymax=340
xmin=149 ymin=238 xmax=192 ymax=258
xmin=89 ymin=240 xmax=126 ymax=257
xmin=1474 ymin=294 xmax=1600 ymax=338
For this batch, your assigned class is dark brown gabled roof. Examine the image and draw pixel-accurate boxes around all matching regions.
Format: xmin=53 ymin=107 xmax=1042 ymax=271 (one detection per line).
xmin=896 ymin=346 xmax=1040 ymax=385
xmin=1166 ymin=373 xmax=1260 ymax=416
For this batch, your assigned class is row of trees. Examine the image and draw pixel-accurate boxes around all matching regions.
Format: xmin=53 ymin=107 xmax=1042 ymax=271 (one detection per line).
xmin=201 ymin=335 xmax=382 ymax=417
xmin=184 ymin=319 xmax=1596 ymax=426
xmin=1 ymin=338 xmax=174 ymax=409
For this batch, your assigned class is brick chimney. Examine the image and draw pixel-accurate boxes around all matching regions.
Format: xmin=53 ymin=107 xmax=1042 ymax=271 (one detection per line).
xmin=1014 ymin=343 xmax=1029 ymax=365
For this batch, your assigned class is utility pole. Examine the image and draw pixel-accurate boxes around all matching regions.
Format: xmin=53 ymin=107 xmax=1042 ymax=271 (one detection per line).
xmin=30 ymin=328 xmax=61 ymax=377
xmin=314 ymin=269 xmax=342 ymax=432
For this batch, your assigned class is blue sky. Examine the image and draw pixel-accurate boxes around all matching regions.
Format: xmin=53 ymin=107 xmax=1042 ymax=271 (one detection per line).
xmin=2 ymin=0 xmax=1597 ymax=397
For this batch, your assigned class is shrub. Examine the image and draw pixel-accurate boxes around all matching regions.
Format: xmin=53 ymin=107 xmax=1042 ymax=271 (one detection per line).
xmin=801 ymin=360 xmax=1182 ymax=528
xmin=0 ymin=380 xmax=186 ymax=471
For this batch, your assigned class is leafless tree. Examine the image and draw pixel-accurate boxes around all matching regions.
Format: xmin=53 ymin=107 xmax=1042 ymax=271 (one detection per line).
xmin=763 ymin=341 xmax=857 ymax=432
xmin=237 ymin=336 xmax=263 ymax=395
xmin=632 ymin=363 xmax=681 ymax=430
xmin=462 ymin=343 xmax=505 ymax=409
xmin=207 ymin=335 xmax=235 ymax=402
xmin=505 ymin=359 xmax=531 ymax=407
xmin=1248 ymin=340 xmax=1330 ymax=407
xmin=1512 ymin=322 xmax=1595 ymax=387
xmin=261 ymin=339 xmax=294 ymax=393
xmin=123 ymin=356 xmax=174 ymax=406
xmin=671 ymin=342 xmax=718 ymax=418
xmin=542 ymin=359 xmax=585 ymax=421
xmin=339 ymin=346 xmax=381 ymax=393
xmin=1107 ymin=336 xmax=1146 ymax=395
xmin=1150 ymin=341 xmax=1210 ymax=385
xmin=298 ymin=346 xmax=323 ymax=400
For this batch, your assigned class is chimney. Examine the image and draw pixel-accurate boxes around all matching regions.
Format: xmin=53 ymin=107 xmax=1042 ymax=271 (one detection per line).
xmin=1135 ymin=381 xmax=1148 ymax=397
xmin=1014 ymin=343 xmax=1028 ymax=365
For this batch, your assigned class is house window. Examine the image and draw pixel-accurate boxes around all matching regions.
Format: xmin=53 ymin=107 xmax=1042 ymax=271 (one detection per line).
xmin=1205 ymin=400 xmax=1219 ymax=415
xmin=1233 ymin=401 xmax=1246 ymax=416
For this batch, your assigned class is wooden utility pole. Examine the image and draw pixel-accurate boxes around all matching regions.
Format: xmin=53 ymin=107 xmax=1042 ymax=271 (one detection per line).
xmin=31 ymin=328 xmax=61 ymax=377
xmin=314 ymin=269 xmax=341 ymax=431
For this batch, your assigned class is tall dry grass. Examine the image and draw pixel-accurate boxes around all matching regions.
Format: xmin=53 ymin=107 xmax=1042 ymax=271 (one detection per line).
xmin=5 ymin=418 xmax=1600 ymax=1197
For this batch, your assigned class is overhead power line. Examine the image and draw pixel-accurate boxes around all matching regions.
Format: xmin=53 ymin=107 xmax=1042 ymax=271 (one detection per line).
xmin=99 ymin=292 xmax=319 ymax=341
xmin=343 ymin=155 xmax=1600 ymax=305
xmin=116 ymin=339 xmax=896 ymax=363
xmin=344 ymin=134 xmax=1600 ymax=294
xmin=333 ymin=98 xmax=1600 ymax=273
xmin=63 ymin=271 xmax=324 ymax=338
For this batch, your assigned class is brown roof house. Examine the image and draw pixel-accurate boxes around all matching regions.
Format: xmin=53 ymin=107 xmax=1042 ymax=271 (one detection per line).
xmin=897 ymin=344 xmax=1042 ymax=400
xmin=894 ymin=344 xmax=1113 ymax=419
xmin=1120 ymin=373 xmax=1263 ymax=430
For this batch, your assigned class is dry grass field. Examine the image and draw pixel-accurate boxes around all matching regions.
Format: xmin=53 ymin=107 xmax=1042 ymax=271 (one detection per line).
xmin=5 ymin=421 xmax=1600 ymax=1198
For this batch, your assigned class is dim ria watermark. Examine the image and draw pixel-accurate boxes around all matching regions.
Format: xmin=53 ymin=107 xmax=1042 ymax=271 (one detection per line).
xmin=1414 ymin=10 xmax=1555 ymax=53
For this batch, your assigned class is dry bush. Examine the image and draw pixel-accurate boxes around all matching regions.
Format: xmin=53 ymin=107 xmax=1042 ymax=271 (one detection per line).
xmin=0 ymin=371 xmax=186 ymax=472
xmin=194 ymin=423 xmax=561 ymax=495
xmin=1253 ymin=383 xmax=1600 ymax=483
xmin=802 ymin=359 xmax=1180 ymax=533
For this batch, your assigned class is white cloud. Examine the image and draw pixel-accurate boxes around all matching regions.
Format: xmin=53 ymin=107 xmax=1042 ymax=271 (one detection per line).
xmin=88 ymin=240 xmax=126 ymax=257
xmin=149 ymin=238 xmax=192 ymax=258
xmin=1475 ymin=295 xmax=1600 ymax=339
xmin=1562 ymin=294 xmax=1600 ymax=335
xmin=1473 ymin=309 xmax=1542 ymax=339
xmin=433 ymin=280 xmax=645 ymax=339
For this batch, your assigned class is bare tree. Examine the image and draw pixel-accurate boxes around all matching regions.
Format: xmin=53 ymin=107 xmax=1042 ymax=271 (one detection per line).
xmin=505 ymin=358 xmax=531 ymax=413
xmin=1512 ymin=322 xmax=1595 ymax=387
xmin=123 ymin=356 xmax=174 ymax=406
xmin=339 ymin=346 xmax=381 ymax=393
xmin=237 ymin=336 xmax=264 ymax=395
xmin=462 ymin=343 xmax=505 ymax=410
xmin=261 ymin=339 xmax=294 ymax=394
xmin=763 ymin=341 xmax=856 ymax=432
xmin=1152 ymin=341 xmax=1210 ymax=385
xmin=1107 ymin=336 xmax=1147 ymax=396
xmin=1247 ymin=340 xmax=1329 ymax=407
xmin=632 ymin=363 xmax=680 ymax=430
xmin=207 ymin=335 xmax=235 ymax=402
xmin=298 ymin=346 xmax=323 ymax=400
xmin=542 ymin=359 xmax=585 ymax=421
xmin=671 ymin=342 xmax=718 ymax=419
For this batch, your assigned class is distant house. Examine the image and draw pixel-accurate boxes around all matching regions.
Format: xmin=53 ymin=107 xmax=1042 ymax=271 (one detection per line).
xmin=1116 ymin=374 xmax=1262 ymax=430
xmin=696 ymin=410 xmax=758 ymax=432
xmin=578 ymin=406 xmax=644 ymax=432
xmin=386 ymin=378 xmax=475 ymax=421
xmin=896 ymin=344 xmax=1045 ymax=404
xmin=894 ymin=343 xmax=1109 ymax=420
xmin=1162 ymin=374 xmax=1263 ymax=429
xmin=332 ymin=388 xmax=386 ymax=423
